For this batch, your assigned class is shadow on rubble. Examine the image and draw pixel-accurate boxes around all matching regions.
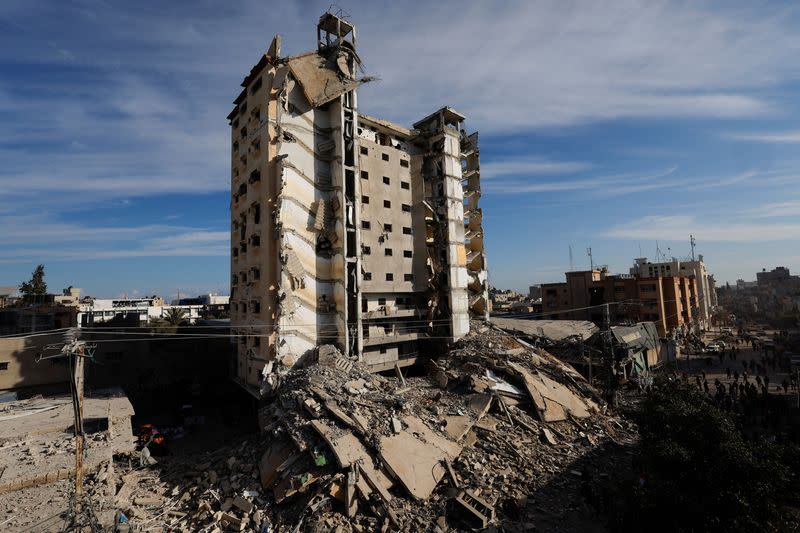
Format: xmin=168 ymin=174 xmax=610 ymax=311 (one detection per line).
xmin=510 ymin=436 xmax=638 ymax=533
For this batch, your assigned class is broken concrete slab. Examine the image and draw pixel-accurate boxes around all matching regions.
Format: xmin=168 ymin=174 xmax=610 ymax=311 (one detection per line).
xmin=509 ymin=362 xmax=591 ymax=422
xmin=468 ymin=393 xmax=493 ymax=419
xmin=379 ymin=416 xmax=461 ymax=500
xmin=309 ymin=419 xmax=393 ymax=490
xmin=442 ymin=416 xmax=473 ymax=442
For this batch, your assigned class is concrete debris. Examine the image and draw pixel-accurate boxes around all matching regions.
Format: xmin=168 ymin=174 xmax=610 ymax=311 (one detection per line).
xmin=31 ymin=322 xmax=636 ymax=532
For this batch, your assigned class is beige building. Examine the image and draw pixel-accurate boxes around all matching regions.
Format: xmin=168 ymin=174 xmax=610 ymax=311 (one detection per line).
xmin=541 ymin=269 xmax=698 ymax=337
xmin=228 ymin=13 xmax=489 ymax=396
xmin=630 ymin=256 xmax=716 ymax=329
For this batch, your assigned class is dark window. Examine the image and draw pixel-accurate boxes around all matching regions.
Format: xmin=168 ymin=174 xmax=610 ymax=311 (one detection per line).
xmin=383 ymin=176 xmax=390 ymax=185
xmin=250 ymin=77 xmax=262 ymax=93
xmin=401 ymin=181 xmax=410 ymax=189
xmin=363 ymin=246 xmax=371 ymax=255
xmin=0 ymin=362 xmax=9 ymax=371
xmin=403 ymin=250 xmax=412 ymax=258
xmin=402 ymin=227 xmax=412 ymax=235
xmin=253 ymin=204 xmax=261 ymax=224
xmin=385 ymin=273 xmax=394 ymax=281
xmin=382 ymin=153 xmax=389 ymax=161
xmin=361 ymin=171 xmax=369 ymax=180
xmin=378 ymin=298 xmax=386 ymax=306
xmin=404 ymin=274 xmax=413 ymax=282
xmin=254 ymin=336 xmax=261 ymax=347
xmin=401 ymin=204 xmax=411 ymax=212
xmin=361 ymin=220 xmax=371 ymax=229
xmin=400 ymin=159 xmax=409 ymax=168
xmin=364 ymin=272 xmax=372 ymax=281
xmin=384 ymin=200 xmax=391 ymax=208
xmin=383 ymin=223 xmax=392 ymax=232
xmin=385 ymin=248 xmax=393 ymax=256
xmin=360 ymin=146 xmax=368 ymax=155
xmin=252 ymin=268 xmax=260 ymax=280
xmin=252 ymin=301 xmax=261 ymax=313
xmin=362 ymin=195 xmax=369 ymax=204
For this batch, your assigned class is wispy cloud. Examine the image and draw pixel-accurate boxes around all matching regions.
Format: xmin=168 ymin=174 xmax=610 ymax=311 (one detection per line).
xmin=603 ymin=212 xmax=800 ymax=242
xmin=484 ymin=166 xmax=679 ymax=195
xmin=746 ymin=201 xmax=800 ymax=218
xmin=0 ymin=216 xmax=229 ymax=263
xmin=481 ymin=158 xmax=592 ymax=178
xmin=728 ymin=131 xmax=800 ymax=143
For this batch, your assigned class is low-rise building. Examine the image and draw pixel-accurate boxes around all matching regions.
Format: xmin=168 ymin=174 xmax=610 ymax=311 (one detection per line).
xmin=78 ymin=297 xmax=203 ymax=326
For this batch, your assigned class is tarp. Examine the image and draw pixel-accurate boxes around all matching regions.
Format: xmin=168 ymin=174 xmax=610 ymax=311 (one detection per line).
xmin=611 ymin=322 xmax=659 ymax=350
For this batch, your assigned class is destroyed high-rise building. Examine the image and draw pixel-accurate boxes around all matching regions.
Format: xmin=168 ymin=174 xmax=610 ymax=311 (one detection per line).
xmin=228 ymin=13 xmax=489 ymax=396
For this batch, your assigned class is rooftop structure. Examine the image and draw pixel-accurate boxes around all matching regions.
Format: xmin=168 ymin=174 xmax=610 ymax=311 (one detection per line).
xmin=228 ymin=13 xmax=489 ymax=396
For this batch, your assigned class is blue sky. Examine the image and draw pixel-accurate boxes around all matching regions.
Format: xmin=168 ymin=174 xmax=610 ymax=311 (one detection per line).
xmin=1 ymin=1 xmax=800 ymax=299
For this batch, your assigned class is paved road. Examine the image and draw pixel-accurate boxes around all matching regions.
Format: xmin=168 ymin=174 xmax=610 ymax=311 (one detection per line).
xmin=675 ymin=331 xmax=797 ymax=401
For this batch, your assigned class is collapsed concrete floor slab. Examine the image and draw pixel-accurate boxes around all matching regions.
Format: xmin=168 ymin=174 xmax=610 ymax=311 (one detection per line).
xmin=0 ymin=387 xmax=135 ymax=495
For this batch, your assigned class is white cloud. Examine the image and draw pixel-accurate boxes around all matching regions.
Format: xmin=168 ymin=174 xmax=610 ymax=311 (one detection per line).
xmin=0 ymin=217 xmax=229 ymax=262
xmin=481 ymin=158 xmax=591 ymax=178
xmin=728 ymin=131 xmax=800 ymax=143
xmin=603 ymin=214 xmax=800 ymax=242
xmin=484 ymin=166 xmax=679 ymax=195
xmin=746 ymin=201 xmax=800 ymax=218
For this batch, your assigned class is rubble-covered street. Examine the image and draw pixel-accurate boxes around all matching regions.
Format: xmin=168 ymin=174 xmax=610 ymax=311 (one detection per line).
xmin=1 ymin=322 xmax=639 ymax=532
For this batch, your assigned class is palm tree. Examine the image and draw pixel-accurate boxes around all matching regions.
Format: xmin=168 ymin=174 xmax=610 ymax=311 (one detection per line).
xmin=163 ymin=307 xmax=187 ymax=326
xmin=151 ymin=307 xmax=187 ymax=333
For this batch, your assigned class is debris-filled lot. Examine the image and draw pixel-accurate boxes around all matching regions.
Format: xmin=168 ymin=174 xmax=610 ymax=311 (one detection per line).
xmin=0 ymin=322 xmax=638 ymax=532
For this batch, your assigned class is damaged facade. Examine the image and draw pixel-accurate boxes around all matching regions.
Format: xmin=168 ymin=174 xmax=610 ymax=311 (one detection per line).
xmin=229 ymin=13 xmax=489 ymax=396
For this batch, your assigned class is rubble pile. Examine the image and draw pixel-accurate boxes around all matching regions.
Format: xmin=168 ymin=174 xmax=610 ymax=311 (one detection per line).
xmin=105 ymin=323 xmax=637 ymax=532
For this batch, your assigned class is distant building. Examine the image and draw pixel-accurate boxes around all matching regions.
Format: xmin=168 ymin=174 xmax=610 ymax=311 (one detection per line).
xmin=0 ymin=287 xmax=18 ymax=308
xmin=528 ymin=285 xmax=542 ymax=300
xmin=736 ymin=279 xmax=758 ymax=290
xmin=541 ymin=268 xmax=698 ymax=336
xmin=630 ymin=255 xmax=715 ymax=328
xmin=756 ymin=267 xmax=800 ymax=291
xmin=79 ymin=296 xmax=204 ymax=326
xmin=53 ymin=287 xmax=82 ymax=307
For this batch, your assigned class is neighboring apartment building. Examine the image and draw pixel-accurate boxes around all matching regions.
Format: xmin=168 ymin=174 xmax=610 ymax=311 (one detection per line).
xmin=542 ymin=268 xmax=698 ymax=336
xmin=228 ymin=13 xmax=489 ymax=396
xmin=630 ymin=256 xmax=715 ymax=328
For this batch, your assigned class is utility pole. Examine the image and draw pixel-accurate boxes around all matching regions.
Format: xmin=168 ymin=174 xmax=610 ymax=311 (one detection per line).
xmin=602 ymin=302 xmax=616 ymax=405
xmin=72 ymin=342 xmax=86 ymax=497
xmin=690 ymin=234 xmax=696 ymax=262
xmin=587 ymin=247 xmax=594 ymax=270
xmin=38 ymin=330 xmax=99 ymax=531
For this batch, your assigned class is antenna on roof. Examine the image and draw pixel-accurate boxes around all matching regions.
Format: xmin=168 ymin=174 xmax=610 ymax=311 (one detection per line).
xmin=690 ymin=234 xmax=696 ymax=261
xmin=569 ymin=244 xmax=574 ymax=272
xmin=587 ymin=247 xmax=594 ymax=270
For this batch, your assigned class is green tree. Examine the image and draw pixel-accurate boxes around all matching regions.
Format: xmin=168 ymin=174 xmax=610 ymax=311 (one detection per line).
xmin=19 ymin=264 xmax=47 ymax=304
xmin=620 ymin=378 xmax=800 ymax=532
xmin=151 ymin=307 xmax=187 ymax=333
xmin=163 ymin=307 xmax=187 ymax=326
